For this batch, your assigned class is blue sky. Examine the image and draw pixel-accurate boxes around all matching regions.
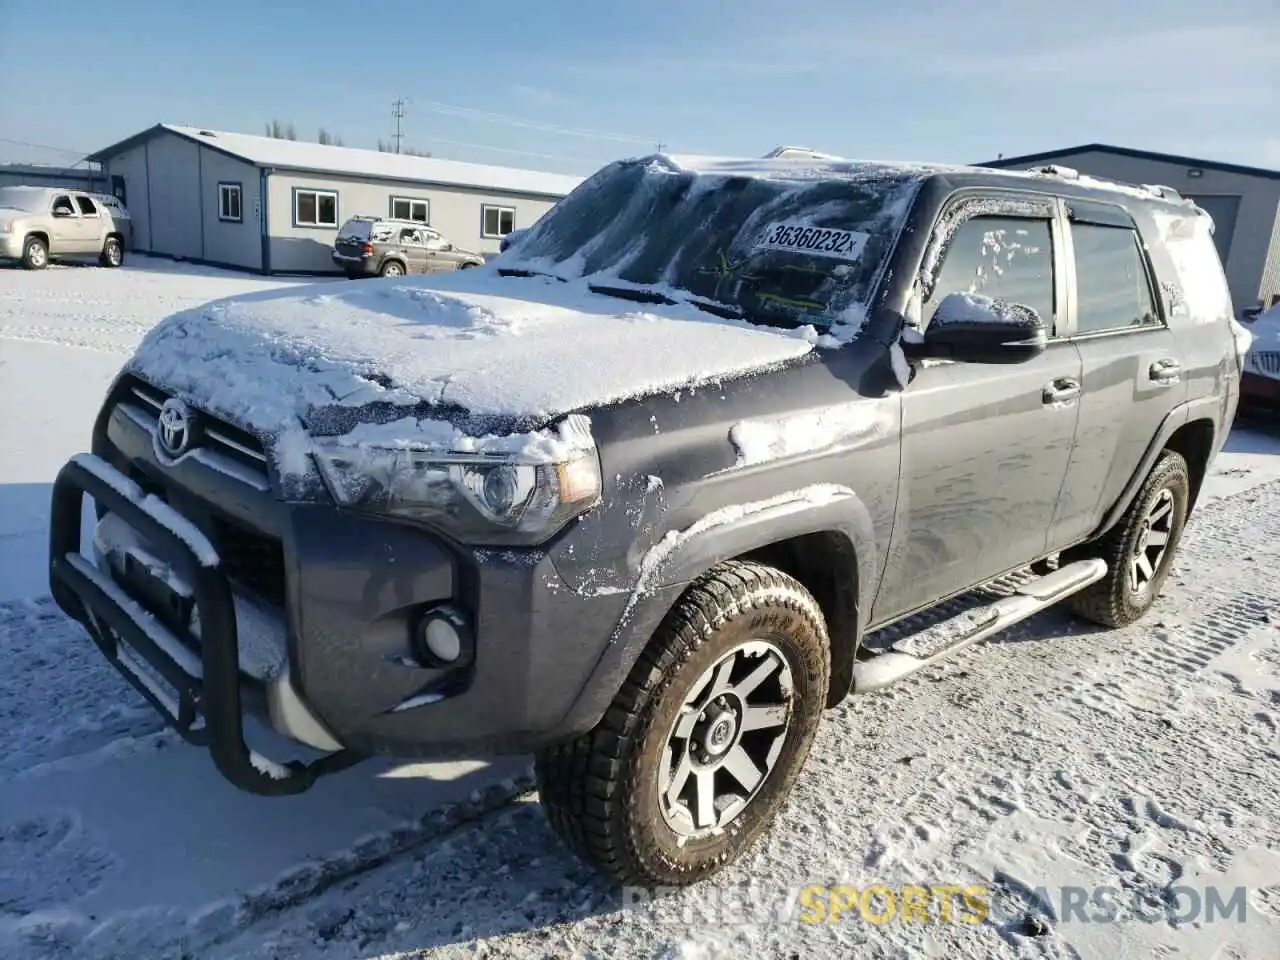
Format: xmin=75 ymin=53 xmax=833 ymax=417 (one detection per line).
xmin=1 ymin=0 xmax=1276 ymax=175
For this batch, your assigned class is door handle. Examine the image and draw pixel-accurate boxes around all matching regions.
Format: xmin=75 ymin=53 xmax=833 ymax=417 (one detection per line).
xmin=1149 ymin=358 xmax=1182 ymax=384
xmin=1043 ymin=377 xmax=1081 ymax=404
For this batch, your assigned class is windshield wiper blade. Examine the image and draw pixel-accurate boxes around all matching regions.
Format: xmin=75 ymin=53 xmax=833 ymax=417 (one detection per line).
xmin=587 ymin=284 xmax=676 ymax=305
xmin=497 ymin=267 xmax=567 ymax=281
xmin=689 ymin=299 xmax=745 ymax=320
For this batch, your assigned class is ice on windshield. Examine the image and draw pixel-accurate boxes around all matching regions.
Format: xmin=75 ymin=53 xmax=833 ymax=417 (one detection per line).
xmin=505 ymin=157 xmax=921 ymax=331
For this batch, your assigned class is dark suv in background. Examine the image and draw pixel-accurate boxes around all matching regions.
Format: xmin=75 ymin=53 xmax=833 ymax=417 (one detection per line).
xmin=49 ymin=153 xmax=1244 ymax=888
xmin=332 ymin=215 xmax=484 ymax=277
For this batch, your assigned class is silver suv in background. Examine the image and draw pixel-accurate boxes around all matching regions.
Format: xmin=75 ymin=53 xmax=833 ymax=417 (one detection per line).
xmin=332 ymin=216 xmax=484 ymax=278
xmin=0 ymin=185 xmax=132 ymax=269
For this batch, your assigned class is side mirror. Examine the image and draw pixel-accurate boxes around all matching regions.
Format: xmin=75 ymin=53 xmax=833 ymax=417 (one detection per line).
xmin=905 ymin=292 xmax=1047 ymax=364
xmin=52 ymin=207 xmax=73 ymax=218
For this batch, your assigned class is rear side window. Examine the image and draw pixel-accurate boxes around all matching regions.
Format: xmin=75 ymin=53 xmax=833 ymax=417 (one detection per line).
xmin=924 ymin=215 xmax=1055 ymax=331
xmin=1072 ymin=224 xmax=1160 ymax=334
xmin=75 ymin=196 xmax=99 ymax=216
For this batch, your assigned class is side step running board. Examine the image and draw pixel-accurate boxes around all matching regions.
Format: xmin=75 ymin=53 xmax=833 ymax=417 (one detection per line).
xmin=852 ymin=558 xmax=1107 ymax=694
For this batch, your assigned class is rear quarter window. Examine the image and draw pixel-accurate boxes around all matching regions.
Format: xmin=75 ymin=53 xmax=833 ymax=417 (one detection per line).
xmin=1147 ymin=209 xmax=1233 ymax=325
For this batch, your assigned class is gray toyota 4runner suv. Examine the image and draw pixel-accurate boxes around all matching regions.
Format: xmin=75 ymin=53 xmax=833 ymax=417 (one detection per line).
xmin=49 ymin=154 xmax=1244 ymax=887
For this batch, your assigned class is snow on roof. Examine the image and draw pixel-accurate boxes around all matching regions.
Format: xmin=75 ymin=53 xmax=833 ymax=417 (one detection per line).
xmin=148 ymin=125 xmax=583 ymax=198
xmin=659 ymin=152 xmax=1196 ymax=204
xmin=661 ymin=153 xmax=957 ymax=183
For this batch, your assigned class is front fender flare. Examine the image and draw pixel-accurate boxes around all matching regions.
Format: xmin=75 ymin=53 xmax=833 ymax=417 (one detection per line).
xmin=553 ymin=483 xmax=880 ymax=737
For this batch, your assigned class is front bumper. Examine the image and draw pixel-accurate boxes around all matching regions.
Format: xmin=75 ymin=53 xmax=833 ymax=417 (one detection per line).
xmin=1239 ymin=370 xmax=1280 ymax=414
xmin=0 ymin=232 xmax=24 ymax=259
xmin=49 ymin=454 xmax=360 ymax=795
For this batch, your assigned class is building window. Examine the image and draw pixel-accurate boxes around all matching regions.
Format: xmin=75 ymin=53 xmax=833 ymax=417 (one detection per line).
xmin=481 ymin=204 xmax=516 ymax=238
xmin=294 ymin=188 xmax=338 ymax=228
xmin=390 ymin=196 xmax=430 ymax=224
xmin=218 ymin=183 xmax=243 ymax=222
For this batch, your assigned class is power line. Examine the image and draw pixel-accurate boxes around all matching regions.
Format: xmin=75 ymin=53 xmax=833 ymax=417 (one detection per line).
xmin=0 ymin=136 xmax=93 ymax=161
xmin=418 ymin=135 xmax=587 ymax=165
xmin=412 ymin=99 xmax=667 ymax=147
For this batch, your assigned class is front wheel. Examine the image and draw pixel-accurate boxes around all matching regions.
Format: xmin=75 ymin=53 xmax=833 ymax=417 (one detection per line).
xmin=536 ymin=560 xmax=830 ymax=886
xmin=22 ymin=236 xmax=48 ymax=270
xmin=1063 ymin=449 xmax=1190 ymax=628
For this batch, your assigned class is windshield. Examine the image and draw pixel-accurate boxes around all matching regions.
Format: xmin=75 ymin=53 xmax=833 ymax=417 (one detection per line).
xmin=505 ymin=157 xmax=921 ymax=329
xmin=0 ymin=187 xmax=45 ymax=212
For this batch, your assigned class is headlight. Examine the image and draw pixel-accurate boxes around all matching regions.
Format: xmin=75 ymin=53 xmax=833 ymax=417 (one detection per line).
xmin=312 ymin=414 xmax=602 ymax=545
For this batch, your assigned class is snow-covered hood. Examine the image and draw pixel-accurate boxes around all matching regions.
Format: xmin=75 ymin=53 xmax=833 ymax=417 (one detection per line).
xmin=127 ymin=267 xmax=825 ymax=439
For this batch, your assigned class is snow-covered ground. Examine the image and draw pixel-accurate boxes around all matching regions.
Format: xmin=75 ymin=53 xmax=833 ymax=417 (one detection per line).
xmin=1 ymin=259 xmax=1279 ymax=958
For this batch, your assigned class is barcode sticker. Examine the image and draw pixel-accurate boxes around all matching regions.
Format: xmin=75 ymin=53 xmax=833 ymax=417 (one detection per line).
xmin=756 ymin=221 xmax=869 ymax=261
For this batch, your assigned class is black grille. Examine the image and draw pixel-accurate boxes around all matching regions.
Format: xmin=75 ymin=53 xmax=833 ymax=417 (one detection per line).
xmin=123 ymin=378 xmax=269 ymax=478
xmin=210 ymin=516 xmax=287 ymax=608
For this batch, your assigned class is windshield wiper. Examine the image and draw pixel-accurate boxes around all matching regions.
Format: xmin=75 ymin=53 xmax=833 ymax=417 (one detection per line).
xmin=587 ymin=284 xmax=676 ymax=305
xmin=689 ymin=299 xmax=745 ymax=320
xmin=497 ymin=267 xmax=567 ymax=281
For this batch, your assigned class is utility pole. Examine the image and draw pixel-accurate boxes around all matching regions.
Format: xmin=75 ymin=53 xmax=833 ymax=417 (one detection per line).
xmin=656 ymin=141 xmax=668 ymax=153
xmin=391 ymin=99 xmax=407 ymax=154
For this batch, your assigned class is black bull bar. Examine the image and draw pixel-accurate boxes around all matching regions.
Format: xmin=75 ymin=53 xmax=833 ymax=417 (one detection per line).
xmin=48 ymin=454 xmax=359 ymax=796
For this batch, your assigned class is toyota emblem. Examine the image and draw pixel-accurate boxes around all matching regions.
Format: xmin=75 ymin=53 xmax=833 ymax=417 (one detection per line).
xmin=156 ymin=398 xmax=194 ymax=458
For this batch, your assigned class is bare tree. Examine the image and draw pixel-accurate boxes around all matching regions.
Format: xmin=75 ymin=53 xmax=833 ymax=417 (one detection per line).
xmin=265 ymin=119 xmax=303 ymax=141
xmin=318 ymin=128 xmax=345 ymax=146
xmin=376 ymin=138 xmax=430 ymax=157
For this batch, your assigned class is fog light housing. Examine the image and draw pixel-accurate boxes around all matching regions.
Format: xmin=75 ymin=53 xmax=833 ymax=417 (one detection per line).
xmin=414 ymin=606 xmax=474 ymax=669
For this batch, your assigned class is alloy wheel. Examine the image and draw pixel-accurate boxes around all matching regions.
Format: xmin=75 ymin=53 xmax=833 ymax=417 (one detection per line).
xmin=659 ymin=640 xmax=793 ymax=838
xmin=1130 ymin=488 xmax=1175 ymax=594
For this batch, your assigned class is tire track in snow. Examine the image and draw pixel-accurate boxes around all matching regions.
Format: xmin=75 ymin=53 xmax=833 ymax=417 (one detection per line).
xmin=0 ymin=598 xmax=166 ymax=777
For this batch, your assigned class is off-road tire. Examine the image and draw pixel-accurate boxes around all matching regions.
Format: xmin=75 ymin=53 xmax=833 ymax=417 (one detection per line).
xmin=22 ymin=236 xmax=48 ymax=270
xmin=379 ymin=260 xmax=405 ymax=277
xmin=1062 ymin=449 xmax=1190 ymax=628
xmin=535 ymin=560 xmax=830 ymax=887
xmin=99 ymin=236 xmax=123 ymax=268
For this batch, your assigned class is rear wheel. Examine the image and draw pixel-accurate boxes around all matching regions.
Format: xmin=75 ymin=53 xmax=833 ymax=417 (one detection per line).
xmin=1063 ymin=450 xmax=1190 ymax=628
xmin=22 ymin=236 xmax=48 ymax=270
xmin=99 ymin=236 xmax=123 ymax=268
xmin=536 ymin=560 xmax=830 ymax=886
xmin=379 ymin=260 xmax=404 ymax=277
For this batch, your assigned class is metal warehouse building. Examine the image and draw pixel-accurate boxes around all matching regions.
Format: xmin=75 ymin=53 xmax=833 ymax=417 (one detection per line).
xmin=983 ymin=144 xmax=1280 ymax=316
xmin=87 ymin=124 xmax=584 ymax=275
xmin=0 ymin=162 xmax=106 ymax=193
